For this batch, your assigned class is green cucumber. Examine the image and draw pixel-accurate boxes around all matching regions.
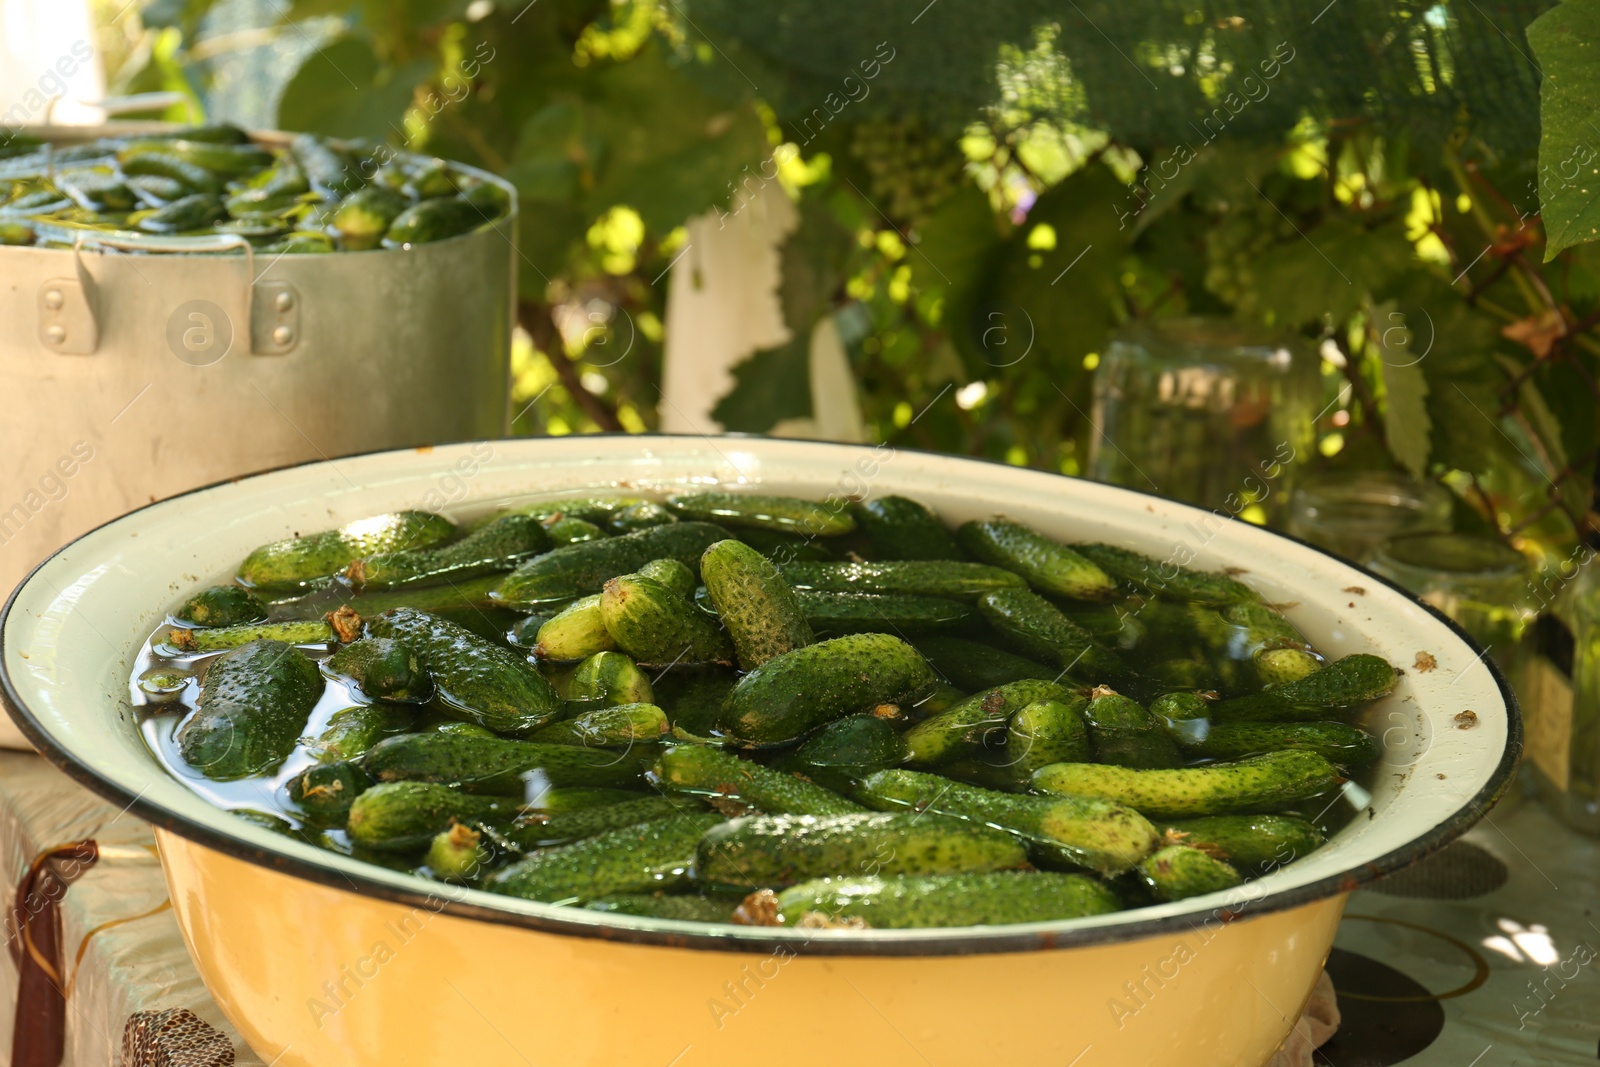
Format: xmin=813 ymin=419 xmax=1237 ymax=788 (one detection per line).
xmin=586 ymin=893 xmax=737 ymax=923
xmin=495 ymin=522 xmax=729 ymax=607
xmin=530 ymin=702 xmax=669 ymax=747
xmin=364 ymin=608 xmax=562 ymax=733
xmin=855 ymin=495 xmax=963 ymax=560
xmin=1006 ymin=697 xmax=1092 ymax=777
xmin=487 ymin=814 xmax=722 ymax=903
xmin=566 ymin=651 xmax=654 ymax=707
xmin=323 ymin=637 xmax=432 ymax=703
xmin=287 ymin=760 xmax=373 ymax=827
xmin=332 ymin=187 xmax=407 ymax=241
xmin=607 ymin=502 xmax=678 ymax=534
xmin=308 ymin=705 xmax=417 ymax=762
xmin=977 ymin=588 xmax=1127 ymax=679
xmin=503 ymin=796 xmax=698 ymax=849
xmin=534 ymin=595 xmax=614 ymax=661
xmin=1084 ymin=689 xmax=1183 ymax=769
xmin=177 ymin=639 xmax=324 ymax=779
xmin=1072 ymin=543 xmax=1258 ymax=605
xmin=425 ymin=822 xmax=487 ymax=882
xmin=1032 ymin=750 xmax=1343 ymax=819
xmin=525 ymin=786 xmax=651 ymax=813
xmin=386 ymin=196 xmax=487 ymax=244
xmin=796 ymin=590 xmax=969 ymax=634
xmin=119 ymin=153 xmax=222 ymax=194
xmin=655 ymin=744 xmax=866 ymax=816
xmin=695 ymin=812 xmax=1028 ymax=887
xmin=1182 ymin=721 xmax=1380 ymax=763
xmin=700 ymin=539 xmax=813 ymax=669
xmin=174 ymin=585 xmax=266 ymax=627
xmin=601 ymin=574 xmax=734 ymax=666
xmin=504 ymin=496 xmax=647 ymax=524
xmin=638 ymin=558 xmax=695 ymax=599
xmin=167 ymin=619 xmax=335 ymax=653
xmin=290 ymin=134 xmax=361 ymax=194
xmin=1138 ymin=844 xmax=1243 ymax=901
xmin=1151 ymin=691 xmax=1212 ymax=746
xmin=912 ymin=636 xmax=1054 ymax=690
xmin=347 ymin=515 xmax=549 ymax=589
xmin=1215 ymin=654 xmax=1399 ymax=721
xmin=767 ymin=871 xmax=1121 ymax=929
xmin=717 ymin=633 xmax=936 ymax=748
xmin=0 ymin=220 xmax=34 ymax=245
xmin=780 ymin=714 xmax=906 ymax=788
xmin=1222 ymin=601 xmax=1311 ymax=650
xmin=1159 ymin=814 xmax=1324 ymax=873
xmin=734 ymin=528 xmax=836 ymax=564
xmin=346 ymin=781 xmax=523 ymax=850
xmin=903 ymin=679 xmax=1078 ymax=767
xmin=239 ymin=511 xmax=455 ymax=591
xmin=780 ymin=560 xmax=1025 ymax=600
xmin=546 ymin=517 xmax=607 ymax=545
xmin=1254 ymin=647 xmax=1323 ymax=685
xmin=666 ymin=492 xmax=855 ymax=536
xmin=654 ymin=669 xmax=739 ymax=737
xmin=855 ymin=769 xmax=1158 ymax=875
xmin=136 ymin=193 xmax=226 ymax=233
xmin=360 ymin=732 xmax=653 ymax=796
xmin=957 ymin=518 xmax=1117 ymax=601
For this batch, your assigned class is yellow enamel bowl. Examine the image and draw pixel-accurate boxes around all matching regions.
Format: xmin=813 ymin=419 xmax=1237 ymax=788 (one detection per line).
xmin=0 ymin=437 xmax=1519 ymax=1067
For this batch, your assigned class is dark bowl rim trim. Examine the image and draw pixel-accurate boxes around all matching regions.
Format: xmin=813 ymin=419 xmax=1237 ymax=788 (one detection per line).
xmin=0 ymin=433 xmax=1524 ymax=959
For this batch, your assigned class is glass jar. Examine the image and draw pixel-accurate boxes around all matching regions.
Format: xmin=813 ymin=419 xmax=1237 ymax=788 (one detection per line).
xmin=1523 ymin=547 xmax=1600 ymax=835
xmin=1088 ymin=318 xmax=1320 ymax=523
xmin=1287 ymin=470 xmax=1455 ymax=563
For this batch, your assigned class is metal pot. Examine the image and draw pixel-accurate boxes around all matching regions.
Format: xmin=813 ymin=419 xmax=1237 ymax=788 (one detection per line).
xmin=0 ymin=437 xmax=1519 ymax=1067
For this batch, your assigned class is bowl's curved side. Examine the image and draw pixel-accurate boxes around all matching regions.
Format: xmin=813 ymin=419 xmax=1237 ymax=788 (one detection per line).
xmin=1 ymin=435 xmax=1520 ymax=957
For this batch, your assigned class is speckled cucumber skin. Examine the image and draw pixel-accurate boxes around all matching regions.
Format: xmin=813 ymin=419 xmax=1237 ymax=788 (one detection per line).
xmin=1072 ymin=542 xmax=1258 ymax=605
xmin=348 ymin=514 xmax=549 ymax=588
xmin=175 ymin=585 xmax=266 ymax=626
xmin=530 ymin=702 xmax=669 ymax=747
xmin=780 ymin=560 xmax=1025 ymax=600
xmin=239 ymin=510 xmax=455 ymax=590
xmin=1254 ymin=647 xmax=1323 ymax=685
xmin=903 ymin=678 xmax=1078 ymax=767
xmin=779 ymin=714 xmax=906 ymax=788
xmin=607 ymin=502 xmax=678 ymax=534
xmin=502 ymin=796 xmax=697 ymax=849
xmin=957 ymin=518 xmax=1117 ymax=601
xmin=566 ymin=650 xmax=654 ymax=707
xmin=1216 ymin=653 xmax=1398 ymax=721
xmin=345 ymin=781 xmax=524 ymax=850
xmin=695 ymin=812 xmax=1028 ymax=887
xmin=977 ymin=588 xmax=1127 ymax=679
xmin=534 ymin=595 xmax=614 ymax=661
xmin=1084 ymin=690 xmax=1183 ymax=769
xmin=638 ymin=558 xmax=696 ymax=598
xmin=1006 ymin=697 xmax=1092 ymax=777
xmin=545 ymin=517 xmax=606 ymax=545
xmin=601 ymin=574 xmax=735 ymax=666
xmin=912 ymin=636 xmax=1054 ymax=691
xmin=323 ymin=637 xmax=432 ymax=703
xmin=360 ymin=732 xmax=654 ymax=795
xmin=796 ymin=590 xmax=969 ymax=634
xmin=504 ymin=495 xmax=646 ymax=523
xmin=365 ymin=608 xmax=562 ymax=733
xmin=1138 ymin=844 xmax=1244 ymax=901
xmin=586 ymin=893 xmax=738 ymax=923
xmin=1183 ymin=721 xmax=1380 ymax=763
xmin=717 ymin=633 xmax=936 ymax=748
xmin=1031 ymin=750 xmax=1342 ymax=819
xmin=1160 ymin=814 xmax=1325 ymax=872
xmin=287 ymin=760 xmax=373 ymax=826
xmin=770 ymin=871 xmax=1121 ymax=928
xmin=168 ymin=619 xmax=336 ymax=653
xmin=488 ymin=813 xmax=723 ymax=902
xmin=855 ymin=495 xmax=963 ymax=560
xmin=494 ymin=522 xmax=729 ymax=607
xmin=1222 ymin=601 xmax=1310 ymax=649
xmin=655 ymin=744 xmax=866 ymax=816
xmin=177 ymin=639 xmax=325 ymax=779
xmin=309 ymin=705 xmax=417 ymax=762
xmin=666 ymin=492 xmax=856 ymax=536
xmin=700 ymin=539 xmax=813 ymax=669
xmin=855 ymin=769 xmax=1158 ymax=875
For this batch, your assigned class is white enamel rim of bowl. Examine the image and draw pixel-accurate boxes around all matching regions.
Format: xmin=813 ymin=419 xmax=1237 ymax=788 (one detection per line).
xmin=0 ymin=436 xmax=1520 ymax=957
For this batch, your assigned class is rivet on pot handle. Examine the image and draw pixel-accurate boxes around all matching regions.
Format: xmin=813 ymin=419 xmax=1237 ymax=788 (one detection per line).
xmin=37 ymin=276 xmax=98 ymax=354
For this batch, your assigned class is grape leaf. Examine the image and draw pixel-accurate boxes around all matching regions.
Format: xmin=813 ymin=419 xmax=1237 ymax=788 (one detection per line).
xmin=1371 ymin=300 xmax=1432 ymax=478
xmin=1528 ymin=0 xmax=1600 ymax=260
xmin=1241 ymin=217 xmax=1413 ymax=326
xmin=711 ymin=336 xmax=812 ymax=432
xmin=277 ymin=37 xmax=432 ymax=140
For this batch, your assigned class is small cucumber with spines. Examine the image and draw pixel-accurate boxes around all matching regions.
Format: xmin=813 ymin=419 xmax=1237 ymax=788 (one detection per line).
xmin=1138 ymin=844 xmax=1243 ymax=901
xmin=903 ymin=678 xmax=1078 ymax=767
xmin=607 ymin=502 xmax=678 ymax=534
xmin=1032 ymin=750 xmax=1343 ymax=819
xmin=1084 ymin=688 xmax=1183 ymax=769
xmin=586 ymin=893 xmax=737 ymax=923
xmin=1150 ymin=691 xmax=1212 ymax=746
xmin=176 ymin=639 xmax=324 ymax=779
xmin=487 ymin=813 xmax=722 ymax=902
xmin=386 ymin=196 xmax=486 ymax=244
xmin=855 ymin=495 xmax=963 ymax=560
xmin=323 ymin=637 xmax=432 ymax=703
xmin=566 ymin=650 xmax=654 ymax=707
xmin=167 ymin=618 xmax=336 ymax=653
xmin=795 ymin=589 xmax=969 ymax=634
xmin=601 ymin=573 xmax=735 ymax=666
xmin=777 ymin=714 xmax=906 ymax=789
xmin=1159 ymin=814 xmax=1324 ymax=873
xmin=290 ymin=134 xmax=361 ymax=193
xmin=666 ymin=492 xmax=855 ymax=536
xmin=346 ymin=781 xmax=524 ymax=850
xmin=638 ymin=558 xmax=695 ymax=598
xmin=1072 ymin=542 xmax=1258 ymax=604
xmin=957 ymin=518 xmax=1117 ymax=601
xmin=506 ymin=496 xmax=647 ymax=524
xmin=546 ymin=517 xmax=606 ymax=545
xmin=912 ymin=635 xmax=1054 ymax=690
xmin=309 ymin=705 xmax=416 ymax=762
xmin=503 ymin=796 xmax=698 ymax=849
xmin=425 ymin=822 xmax=487 ymax=882
xmin=534 ymin=595 xmax=614 ymax=661
xmin=734 ymin=528 xmax=836 ymax=564
xmin=175 ymin=585 xmax=266 ymax=627
xmin=700 ymin=539 xmax=813 ymax=669
xmin=360 ymin=732 xmax=654 ymax=795
xmin=136 ymin=193 xmax=226 ymax=233
xmin=495 ymin=522 xmax=729 ymax=607
xmin=1254 ymin=647 xmax=1323 ymax=685
xmin=239 ymin=511 xmax=455 ymax=591
xmin=1182 ymin=721 xmax=1380 ymax=763
xmin=1215 ymin=654 xmax=1398 ymax=721
xmin=530 ymin=703 xmax=668 ymax=747
xmin=977 ymin=588 xmax=1127 ymax=679
xmin=765 ymin=871 xmax=1121 ymax=929
xmin=1006 ymin=697 xmax=1092 ymax=777
xmin=780 ymin=560 xmax=1025 ymax=600
xmin=332 ymin=187 xmax=407 ymax=242
xmin=346 ymin=515 xmax=549 ymax=589
xmin=656 ymin=744 xmax=865 ymax=816
xmin=287 ymin=760 xmax=373 ymax=826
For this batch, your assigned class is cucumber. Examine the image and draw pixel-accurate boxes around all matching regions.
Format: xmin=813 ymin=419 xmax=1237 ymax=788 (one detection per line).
xmin=734 ymin=528 xmax=836 ymax=565
xmin=495 ymin=522 xmax=729 ymax=607
xmin=912 ymin=635 xmax=1055 ymax=690
xmin=260 ymin=231 xmax=333 ymax=254
xmin=346 ymin=781 xmax=523 ymax=850
xmin=502 ymin=796 xmax=698 ymax=849
xmin=525 ymin=786 xmax=651 ymax=813
xmin=796 ymin=590 xmax=969 ymax=634
xmin=1006 ymin=697 xmax=1092 ymax=777
xmin=122 ymin=138 xmax=272 ymax=176
xmin=176 ymin=639 xmax=324 ymax=779
xmin=347 ymin=515 xmax=549 ymax=589
xmin=239 ymin=511 xmax=455 ymax=591
xmin=903 ymin=678 xmax=1078 ymax=767
xmin=386 ymin=195 xmax=487 ymax=244
xmin=120 ymin=153 xmax=222 ymax=193
xmin=505 ymin=496 xmax=647 ymax=523
xmin=607 ymin=502 xmax=678 ymax=534
xmin=566 ymin=651 xmax=654 ymax=707
xmin=1159 ymin=814 xmax=1324 ymax=873
xmin=957 ymin=518 xmax=1117 ymax=601
xmin=855 ymin=495 xmax=963 ymax=560
xmin=780 ymin=560 xmax=1025 ymax=600
xmin=287 ymin=760 xmax=373 ymax=827
xmin=600 ymin=574 xmax=735 ymax=666
xmin=700 ymin=539 xmax=813 ymax=669
xmin=360 ymin=732 xmax=653 ymax=795
xmin=1254 ymin=647 xmax=1323 ymax=685
xmin=174 ymin=585 xmax=266 ymax=627
xmin=290 ymin=134 xmax=361 ymax=194
xmin=638 ymin=558 xmax=695 ymax=598
xmin=1138 ymin=844 xmax=1243 ymax=901
xmin=487 ymin=813 xmax=722 ymax=903
xmin=977 ymin=588 xmax=1127 ymax=680
xmin=695 ymin=812 xmax=1028 ymax=887
xmin=655 ymin=744 xmax=866 ymax=816
xmin=1072 ymin=543 xmax=1258 ymax=605
xmin=0 ymin=220 xmax=34 ymax=245
xmin=665 ymin=492 xmax=855 ymax=536
xmin=1084 ymin=689 xmax=1183 ymax=769
xmin=166 ymin=619 xmax=336 ymax=653
xmin=654 ymin=669 xmax=739 ymax=738
xmin=308 ymin=704 xmax=416 ymax=762
xmin=767 ymin=871 xmax=1121 ymax=929
xmin=364 ymin=608 xmax=562 ymax=733
xmin=429 ymin=721 xmax=497 ymax=739
xmin=854 ymin=769 xmax=1158 ymax=875
xmin=1031 ymin=750 xmax=1343 ymax=819
xmin=425 ymin=822 xmax=487 ymax=882
xmin=1181 ymin=721 xmax=1380 ymax=763
xmin=1150 ymin=691 xmax=1212 ymax=746
xmin=586 ymin=893 xmax=737 ymax=923
xmin=717 ymin=633 xmax=936 ymax=748
xmin=323 ymin=637 xmax=432 ymax=704
xmin=779 ymin=714 xmax=906 ymax=789
xmin=332 ymin=187 xmax=407 ymax=242
xmin=1222 ymin=601 xmax=1311 ymax=650
xmin=136 ymin=193 xmax=226 ymax=233
xmin=546 ymin=517 xmax=607 ymax=545
xmin=530 ymin=703 xmax=669 ymax=747
xmin=1215 ymin=654 xmax=1399 ymax=721
xmin=534 ymin=595 xmax=614 ymax=661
